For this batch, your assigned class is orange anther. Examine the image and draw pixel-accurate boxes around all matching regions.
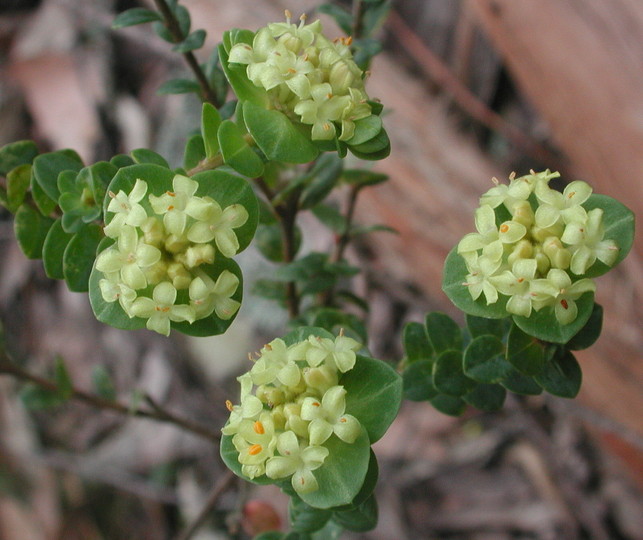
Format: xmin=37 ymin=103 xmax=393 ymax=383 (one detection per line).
xmin=248 ymin=444 xmax=262 ymax=456
xmin=253 ymin=421 xmax=265 ymax=435
xmin=500 ymin=224 xmax=510 ymax=233
xmin=560 ymin=299 xmax=569 ymax=309
xmin=567 ymin=191 xmax=576 ymax=199
xmin=167 ymin=205 xmax=175 ymax=211
xmin=517 ymin=278 xmax=524 ymax=283
xmin=225 ymin=400 xmax=234 ymax=411
xmin=166 ymin=191 xmax=176 ymax=197
xmin=312 ymin=401 xmax=321 ymax=407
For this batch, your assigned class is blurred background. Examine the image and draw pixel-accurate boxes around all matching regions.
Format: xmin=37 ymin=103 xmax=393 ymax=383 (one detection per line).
xmin=0 ymin=0 xmax=641 ymax=538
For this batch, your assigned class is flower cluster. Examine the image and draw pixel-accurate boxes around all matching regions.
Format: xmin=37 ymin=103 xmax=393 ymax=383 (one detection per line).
xmin=458 ymin=170 xmax=618 ymax=324
xmin=222 ymin=331 xmax=363 ymax=495
xmin=95 ymin=174 xmax=248 ymax=335
xmin=228 ymin=11 xmax=372 ymax=141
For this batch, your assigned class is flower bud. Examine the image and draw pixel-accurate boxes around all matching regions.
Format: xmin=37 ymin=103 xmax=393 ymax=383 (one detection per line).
xmin=511 ymin=200 xmax=535 ymax=228
xmin=140 ymin=217 xmax=163 ymax=247
xmin=507 ymin=239 xmax=533 ymax=267
xmin=329 ymin=61 xmax=355 ymax=94
xmin=167 ymin=262 xmax=192 ymax=290
xmin=184 ymin=244 xmax=215 ymax=268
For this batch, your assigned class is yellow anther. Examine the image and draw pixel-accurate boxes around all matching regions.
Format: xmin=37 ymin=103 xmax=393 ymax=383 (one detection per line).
xmin=253 ymin=421 xmax=265 ymax=435
xmin=339 ymin=417 xmax=347 ymax=423
xmin=167 ymin=205 xmax=175 ymax=211
xmin=567 ymin=191 xmax=576 ymax=199
xmin=323 ymin=122 xmax=332 ymax=131
xmin=312 ymin=401 xmax=321 ymax=407
xmin=166 ymin=191 xmax=176 ymax=196
xmin=500 ymin=224 xmax=510 ymax=233
xmin=287 ymin=68 xmax=297 ymax=74
xmin=285 ymin=9 xmax=292 ymax=20
xmin=225 ymin=400 xmax=233 ymax=411
xmin=248 ymin=444 xmax=263 ymax=456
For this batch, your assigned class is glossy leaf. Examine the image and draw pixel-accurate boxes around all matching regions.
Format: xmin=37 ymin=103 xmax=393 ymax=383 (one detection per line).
xmin=299 ymin=154 xmax=343 ymax=210
xmin=463 ymin=383 xmax=506 ymax=411
xmin=14 ymin=204 xmax=55 ymax=259
xmin=42 ymin=219 xmax=74 ymax=279
xmin=500 ymin=368 xmax=543 ymax=396
xmin=566 ymin=303 xmax=603 ymax=350
xmin=581 ymin=194 xmax=634 ymax=278
xmin=63 ymin=223 xmax=103 ymax=292
xmin=310 ymin=309 xmax=368 ymax=343
xmin=183 ymin=134 xmax=206 ymax=170
xmin=429 ymin=393 xmax=466 ymax=416
xmin=0 ymin=140 xmax=38 ymax=176
xmin=30 ymin=172 xmax=57 ymax=216
xmin=425 ymin=312 xmax=462 ymax=354
xmin=32 ymin=149 xmax=83 ymax=202
xmin=317 ymin=3 xmax=352 ymax=35
xmin=201 ymin=102 xmax=222 ymax=158
xmin=534 ymin=350 xmax=582 ymax=398
xmin=6 ymin=164 xmax=31 ymax=213
xmin=463 ymin=335 xmax=512 ymax=383
xmin=346 ymin=116 xmax=383 ymax=146
xmin=506 ymin=323 xmax=548 ymax=375
xmin=341 ymin=355 xmax=402 ymax=443
xmin=218 ymin=43 xmax=269 ymax=106
xmin=433 ymin=350 xmax=475 ymax=396
xmin=512 ymin=292 xmax=595 ymax=344
xmin=157 ymin=78 xmax=201 ymax=95
xmin=299 ymin=428 xmax=370 ymax=509
xmin=217 ymin=120 xmax=264 ymax=177
xmin=403 ymin=321 xmax=434 ymax=363
xmin=403 ymin=360 xmax=438 ymax=401
xmin=341 ymin=169 xmax=388 ymax=188
xmin=332 ymin=493 xmax=377 ymax=532
xmin=172 ymin=29 xmax=206 ymax=53
xmin=289 ymin=497 xmax=331 ymax=533
xmin=130 ymin=148 xmax=169 ymax=168
xmin=243 ymin=101 xmax=319 ymax=164
xmin=112 ymin=7 xmax=161 ymax=28
xmin=466 ymin=314 xmax=508 ymax=340
xmin=442 ymin=247 xmax=510 ymax=318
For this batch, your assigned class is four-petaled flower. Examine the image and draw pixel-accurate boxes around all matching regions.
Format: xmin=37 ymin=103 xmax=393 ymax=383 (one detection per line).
xmin=187 ymin=201 xmax=249 ymax=258
xmin=265 ymin=431 xmax=329 ymax=494
xmin=129 ymin=282 xmax=195 ymax=336
xmin=529 ymin=269 xmax=596 ymax=325
xmin=104 ymin=178 xmax=149 ymax=237
xmin=300 ymin=385 xmax=361 ymax=445
xmin=305 ymin=332 xmax=361 ymax=372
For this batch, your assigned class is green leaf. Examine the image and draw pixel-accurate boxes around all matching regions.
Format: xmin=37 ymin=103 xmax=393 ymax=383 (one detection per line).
xmin=112 ymin=7 xmax=161 ymax=28
xmin=512 ymin=292 xmax=595 ymax=344
xmin=403 ymin=321 xmax=434 ymax=364
xmin=403 ymin=359 xmax=438 ymax=401
xmin=506 ymin=323 xmax=548 ymax=375
xmin=172 ymin=29 xmax=206 ymax=53
xmin=157 ymin=78 xmax=201 ymax=95
xmin=0 ymin=140 xmax=38 ymax=176
xmin=311 ymin=203 xmax=346 ymax=233
xmin=218 ymin=43 xmax=269 ymax=106
xmin=341 ymin=169 xmax=388 ymax=188
xmin=333 ymin=449 xmax=379 ymax=509
xmin=32 ymin=149 xmax=83 ymax=202
xmin=341 ymin=355 xmax=402 ymax=443
xmin=466 ymin=314 xmax=508 ymax=340
xmin=14 ymin=204 xmax=55 ymax=259
xmin=534 ymin=350 xmax=582 ymax=398
xmin=350 ymin=224 xmax=398 ymax=237
xmin=425 ymin=312 xmax=462 ymax=354
xmin=30 ymin=172 xmax=57 ymax=216
xmin=429 ymin=393 xmax=466 ymax=416
xmin=299 ymin=429 xmax=370 ymax=509
xmin=566 ymin=303 xmax=603 ymax=350
xmin=310 ymin=309 xmax=368 ymax=343
xmin=42 ymin=218 xmax=74 ymax=279
xmin=54 ymin=356 xmax=73 ymax=400
xmin=91 ymin=366 xmax=116 ymax=400
xmin=500 ymin=368 xmax=543 ymax=396
xmin=332 ymin=494 xmax=377 ymax=532
xmin=273 ymin=253 xmax=337 ymax=295
xmin=289 ymin=497 xmax=331 ymax=533
xmin=218 ymin=120 xmax=264 ymax=177
xmin=347 ymin=128 xmax=390 ymax=157
xmin=255 ymin=222 xmax=302 ymax=262
xmin=130 ymin=148 xmax=169 ymax=168
xmin=282 ymin=326 xmax=335 ymax=346
xmin=442 ymin=247 xmax=509 ymax=318
xmin=6 ymin=164 xmax=31 ymax=213
xmin=110 ymin=154 xmax=135 ymax=168
xmin=20 ymin=385 xmax=66 ymax=410
xmin=582 ymin=194 xmax=635 ymax=278
xmin=463 ymin=383 xmax=506 ymax=412
xmin=201 ymin=102 xmax=222 ymax=158
xmin=252 ymin=279 xmax=287 ymax=302
xmin=433 ymin=350 xmax=475 ymax=396
xmin=63 ymin=223 xmax=103 ymax=292
xmin=463 ymin=335 xmax=512 ymax=383
xmin=243 ymin=101 xmax=319 ymax=164
xmin=182 ymin=134 xmax=206 ymax=171
xmin=299 ymin=154 xmax=343 ymax=210
xmin=346 ymin=116 xmax=383 ymax=146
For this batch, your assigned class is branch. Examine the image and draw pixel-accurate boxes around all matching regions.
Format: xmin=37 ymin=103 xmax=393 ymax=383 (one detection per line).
xmin=152 ymin=0 xmax=220 ymax=106
xmin=0 ymin=350 xmax=221 ymax=444
xmin=174 ymin=470 xmax=236 ymax=540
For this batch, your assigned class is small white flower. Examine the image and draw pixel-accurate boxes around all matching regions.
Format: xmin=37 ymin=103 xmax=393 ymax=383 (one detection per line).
xmin=300 ymin=385 xmax=361 ymax=445
xmin=129 ymin=282 xmax=195 ymax=336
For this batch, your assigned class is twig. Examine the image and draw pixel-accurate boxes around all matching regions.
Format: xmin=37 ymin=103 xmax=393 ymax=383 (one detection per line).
xmin=276 ymin=194 xmax=302 ymax=319
xmin=174 ymin=470 xmax=237 ymax=540
xmin=351 ymin=0 xmax=366 ymax=40
xmin=0 ymin=350 xmax=221 ymax=444
xmin=387 ymin=10 xmax=566 ymax=171
xmin=152 ymin=0 xmax=220 ymax=106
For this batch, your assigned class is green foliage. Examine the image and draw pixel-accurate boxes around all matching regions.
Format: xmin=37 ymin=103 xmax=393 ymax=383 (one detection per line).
xmin=32 ymin=149 xmax=84 ymax=203
xmin=112 ymin=7 xmax=161 ymax=28
xmin=173 ymin=29 xmax=206 ymax=53
xmin=425 ymin=312 xmax=462 ymax=354
xmin=14 ymin=204 xmax=55 ymax=259
xmin=463 ymin=335 xmax=512 ymax=383
xmin=534 ymin=349 xmax=582 ymax=398
xmin=157 ymin=78 xmax=201 ymax=95
xmin=566 ymin=303 xmax=603 ymax=350
xmin=42 ymin=219 xmax=74 ymax=279
xmin=63 ymin=223 xmax=103 ymax=292
xmin=201 ymin=102 xmax=222 ymax=158
xmin=218 ymin=120 xmax=264 ymax=177
xmin=92 ymin=366 xmax=116 ymax=400
xmin=5 ymin=164 xmax=31 ymax=213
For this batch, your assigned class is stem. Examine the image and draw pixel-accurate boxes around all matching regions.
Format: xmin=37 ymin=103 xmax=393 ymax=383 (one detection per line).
xmin=174 ymin=470 xmax=236 ymax=540
xmin=152 ymin=0 xmax=220 ymax=106
xmin=323 ymin=184 xmax=361 ymax=306
xmin=276 ymin=194 xmax=301 ymax=319
xmin=0 ymin=351 xmax=221 ymax=444
xmin=351 ymin=0 xmax=366 ymax=40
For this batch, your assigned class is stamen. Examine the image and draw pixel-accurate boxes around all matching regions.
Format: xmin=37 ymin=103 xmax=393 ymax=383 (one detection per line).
xmin=339 ymin=417 xmax=347 ymax=423
xmin=509 ymin=171 xmax=516 ymax=180
xmin=560 ymin=299 xmax=569 ymax=309
xmin=284 ymin=9 xmax=292 ymax=23
xmin=108 ymin=190 xmax=116 ymax=198
xmin=323 ymin=122 xmax=332 ymax=131
xmin=344 ymin=36 xmax=353 ymax=46
xmin=253 ymin=421 xmax=265 ymax=434
xmin=225 ymin=400 xmax=233 ymax=411
xmin=491 ymin=177 xmax=499 ymax=186
xmin=166 ymin=191 xmax=176 ymax=197
xmin=167 ymin=205 xmax=175 ymax=211
xmin=500 ymin=224 xmax=510 ymax=233
xmin=567 ymin=191 xmax=576 ymax=199
xmin=248 ymin=444 xmax=263 ymax=456
xmin=312 ymin=401 xmax=321 ymax=407
xmin=517 ymin=278 xmax=524 ymax=283
xmin=339 ymin=328 xmax=345 ymax=337
xmin=287 ymin=68 xmax=297 ymax=74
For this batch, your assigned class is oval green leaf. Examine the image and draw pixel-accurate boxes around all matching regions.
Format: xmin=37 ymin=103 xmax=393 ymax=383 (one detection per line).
xmin=433 ymin=350 xmax=475 ymax=396
xmin=463 ymin=335 xmax=512 ymax=383
xmin=14 ymin=204 xmax=55 ymax=259
xmin=63 ymin=223 xmax=103 ymax=292
xmin=534 ymin=350 xmax=582 ymax=398
xmin=42 ymin=218 xmax=74 ymax=279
